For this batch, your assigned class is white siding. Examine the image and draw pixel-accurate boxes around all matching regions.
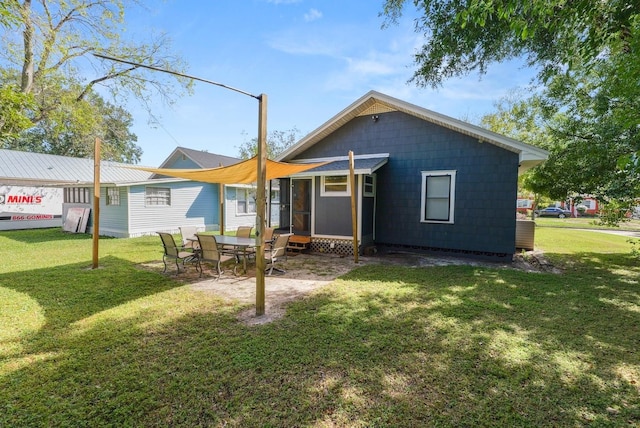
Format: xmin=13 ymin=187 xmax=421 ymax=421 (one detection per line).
xmin=99 ymin=187 xmax=130 ymax=237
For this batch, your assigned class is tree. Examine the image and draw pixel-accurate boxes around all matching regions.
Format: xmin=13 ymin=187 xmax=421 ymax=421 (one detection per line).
xmin=0 ymin=0 xmax=19 ymax=28
xmin=381 ymin=0 xmax=638 ymax=88
xmin=482 ymin=87 xmax=640 ymax=223
xmin=237 ymin=127 xmax=302 ymax=160
xmin=0 ymin=0 xmax=191 ymax=162
xmin=0 ymin=83 xmax=34 ymax=140
xmin=10 ymin=76 xmax=141 ymax=161
xmin=1 ymin=69 xmax=141 ymax=161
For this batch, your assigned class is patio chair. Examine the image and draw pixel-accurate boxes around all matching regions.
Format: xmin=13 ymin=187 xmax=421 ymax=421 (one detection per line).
xmin=179 ymin=226 xmax=199 ymax=251
xmin=223 ymin=225 xmax=254 ymax=262
xmin=263 ymin=227 xmax=275 ymax=250
xmin=158 ymin=232 xmax=199 ymax=274
xmin=264 ymin=233 xmax=292 ymax=275
xmin=196 ymin=234 xmax=234 ymax=279
xmin=236 ymin=225 xmax=252 ymax=238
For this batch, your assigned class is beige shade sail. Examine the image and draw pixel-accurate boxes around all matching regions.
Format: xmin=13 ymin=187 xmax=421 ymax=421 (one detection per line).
xmin=130 ymin=156 xmax=327 ymax=184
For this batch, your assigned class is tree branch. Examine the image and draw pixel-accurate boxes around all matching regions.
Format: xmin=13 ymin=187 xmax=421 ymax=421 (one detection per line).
xmin=76 ymin=65 xmax=139 ymax=101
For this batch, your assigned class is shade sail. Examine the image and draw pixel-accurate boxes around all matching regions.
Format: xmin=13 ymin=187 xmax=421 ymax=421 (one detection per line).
xmin=130 ymin=157 xmax=327 ymax=184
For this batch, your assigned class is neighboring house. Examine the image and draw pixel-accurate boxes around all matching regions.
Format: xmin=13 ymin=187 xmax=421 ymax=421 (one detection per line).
xmin=574 ymin=197 xmax=600 ymax=216
xmin=276 ymin=91 xmax=548 ymax=260
xmin=516 ymin=197 xmax=535 ymax=214
xmin=0 ymin=149 xmax=152 ymax=232
xmin=153 ymin=147 xmax=260 ymax=234
xmin=0 ymin=147 xmax=259 ymax=237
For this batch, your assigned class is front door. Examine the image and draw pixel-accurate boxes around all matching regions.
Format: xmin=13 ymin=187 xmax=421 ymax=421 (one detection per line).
xmin=291 ymin=178 xmax=311 ymax=236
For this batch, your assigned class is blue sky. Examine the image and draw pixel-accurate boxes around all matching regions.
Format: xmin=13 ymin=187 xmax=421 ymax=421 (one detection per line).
xmin=125 ymin=0 xmax=536 ymax=166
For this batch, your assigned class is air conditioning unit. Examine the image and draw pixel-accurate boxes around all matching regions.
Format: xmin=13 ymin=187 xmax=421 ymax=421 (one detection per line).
xmin=515 ymin=219 xmax=535 ymax=251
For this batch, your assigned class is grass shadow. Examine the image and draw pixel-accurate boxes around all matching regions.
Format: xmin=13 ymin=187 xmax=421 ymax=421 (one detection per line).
xmin=1 ymin=248 xmax=638 ymax=426
xmin=0 ymin=228 xmax=117 ymax=244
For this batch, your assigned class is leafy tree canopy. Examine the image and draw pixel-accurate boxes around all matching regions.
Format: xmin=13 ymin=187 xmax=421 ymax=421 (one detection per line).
xmin=482 ymin=76 xmax=640 ymax=212
xmin=381 ymin=0 xmax=637 ymax=87
xmin=0 ymin=0 xmax=19 ymax=28
xmin=0 ymin=82 xmax=34 ymax=140
xmin=0 ymin=0 xmax=191 ymax=163
xmin=1 ymin=71 xmax=140 ymax=162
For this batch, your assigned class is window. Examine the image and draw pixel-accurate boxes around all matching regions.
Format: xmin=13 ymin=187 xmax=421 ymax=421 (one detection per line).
xmin=517 ymin=199 xmax=532 ymax=209
xmin=421 ymin=170 xmax=456 ymax=223
xmin=145 ymin=187 xmax=170 ymax=206
xmin=363 ymin=174 xmax=376 ymax=197
xmin=581 ymin=199 xmax=595 ymax=209
xmin=237 ymin=188 xmax=256 ymax=214
xmin=64 ymin=187 xmax=90 ymax=203
xmin=106 ymin=187 xmax=120 ymax=206
xmin=321 ymin=175 xmax=350 ymax=196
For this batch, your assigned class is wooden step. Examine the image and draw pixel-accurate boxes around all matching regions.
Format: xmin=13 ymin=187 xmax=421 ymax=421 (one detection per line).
xmin=287 ymin=235 xmax=310 ymax=253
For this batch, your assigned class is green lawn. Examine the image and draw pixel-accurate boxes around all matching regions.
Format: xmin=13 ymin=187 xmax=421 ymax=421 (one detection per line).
xmin=1 ymin=228 xmax=639 ymax=427
xmin=533 ymin=216 xmax=640 ymax=231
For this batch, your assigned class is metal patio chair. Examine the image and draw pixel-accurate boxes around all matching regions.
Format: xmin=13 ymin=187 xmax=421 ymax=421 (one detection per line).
xmin=264 ymin=233 xmax=292 ymax=275
xmin=179 ymin=225 xmax=199 ymax=251
xmin=195 ymin=234 xmax=233 ymax=279
xmin=157 ymin=232 xmax=199 ymax=274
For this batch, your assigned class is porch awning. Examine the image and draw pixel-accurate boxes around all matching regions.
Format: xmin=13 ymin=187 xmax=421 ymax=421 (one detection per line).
xmin=130 ymin=156 xmax=327 ymax=184
xmin=287 ymin=155 xmax=388 ymax=177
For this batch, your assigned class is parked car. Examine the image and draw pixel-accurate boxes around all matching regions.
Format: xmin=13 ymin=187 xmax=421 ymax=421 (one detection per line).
xmin=534 ymin=207 xmax=572 ymax=218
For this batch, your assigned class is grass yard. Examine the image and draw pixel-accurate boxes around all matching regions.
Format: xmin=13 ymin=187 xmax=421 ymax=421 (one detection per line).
xmin=1 ymin=227 xmax=639 ymax=427
xmin=532 ymin=216 xmax=640 ymax=231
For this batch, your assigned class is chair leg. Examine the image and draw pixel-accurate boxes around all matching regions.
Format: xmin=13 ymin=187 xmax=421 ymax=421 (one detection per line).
xmin=162 ymin=255 xmax=168 ymax=273
xmin=215 ymin=260 xmax=222 ymax=280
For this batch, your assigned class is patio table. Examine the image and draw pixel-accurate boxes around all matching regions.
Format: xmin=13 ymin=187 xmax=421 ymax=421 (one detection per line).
xmin=214 ymin=235 xmax=258 ymax=275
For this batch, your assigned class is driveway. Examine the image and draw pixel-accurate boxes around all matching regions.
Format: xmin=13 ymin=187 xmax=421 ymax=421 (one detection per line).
xmin=575 ymin=228 xmax=640 ymax=238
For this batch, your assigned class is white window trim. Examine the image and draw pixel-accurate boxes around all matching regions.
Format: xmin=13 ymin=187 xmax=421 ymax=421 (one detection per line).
xmin=420 ymin=170 xmax=456 ymax=224
xmin=517 ymin=199 xmax=532 ymax=209
xmin=236 ymin=187 xmax=257 ymax=215
xmin=145 ymin=186 xmax=171 ymax=207
xmin=320 ymin=175 xmax=350 ymax=197
xmin=363 ymin=174 xmax=376 ymax=197
xmin=106 ymin=187 xmax=120 ymax=206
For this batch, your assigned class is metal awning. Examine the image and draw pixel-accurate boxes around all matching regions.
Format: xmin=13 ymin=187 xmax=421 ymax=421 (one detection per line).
xmin=288 ymin=155 xmax=389 ymax=177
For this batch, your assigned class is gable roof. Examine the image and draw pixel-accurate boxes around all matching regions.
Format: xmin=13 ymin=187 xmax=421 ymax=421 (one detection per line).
xmin=277 ymin=90 xmax=548 ymax=174
xmin=0 ymin=149 xmax=153 ymax=186
xmin=159 ymin=147 xmax=242 ymax=169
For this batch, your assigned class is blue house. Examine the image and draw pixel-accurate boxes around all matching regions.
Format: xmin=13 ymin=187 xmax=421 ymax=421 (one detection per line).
xmin=276 ymin=91 xmax=548 ymax=260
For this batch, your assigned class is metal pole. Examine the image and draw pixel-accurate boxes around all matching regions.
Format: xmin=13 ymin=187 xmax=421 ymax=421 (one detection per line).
xmin=255 ymin=94 xmax=267 ymax=315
